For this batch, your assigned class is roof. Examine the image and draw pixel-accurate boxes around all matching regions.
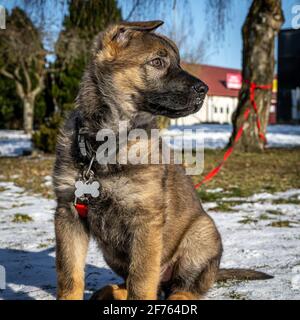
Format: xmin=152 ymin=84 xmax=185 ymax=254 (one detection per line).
xmin=181 ymin=63 xmax=241 ymax=98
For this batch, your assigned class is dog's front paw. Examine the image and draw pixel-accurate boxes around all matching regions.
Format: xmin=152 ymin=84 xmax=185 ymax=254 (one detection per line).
xmin=90 ymin=283 xmax=127 ymax=300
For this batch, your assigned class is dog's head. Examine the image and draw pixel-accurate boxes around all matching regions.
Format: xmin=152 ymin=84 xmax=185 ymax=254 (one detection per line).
xmin=92 ymin=20 xmax=208 ymax=119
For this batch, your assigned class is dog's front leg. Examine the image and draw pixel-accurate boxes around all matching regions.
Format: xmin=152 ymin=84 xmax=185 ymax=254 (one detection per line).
xmin=55 ymin=205 xmax=89 ymax=300
xmin=127 ymin=220 xmax=163 ymax=300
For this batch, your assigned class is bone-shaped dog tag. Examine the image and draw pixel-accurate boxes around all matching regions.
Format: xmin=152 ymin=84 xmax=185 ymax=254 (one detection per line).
xmin=75 ymin=180 xmax=100 ymax=198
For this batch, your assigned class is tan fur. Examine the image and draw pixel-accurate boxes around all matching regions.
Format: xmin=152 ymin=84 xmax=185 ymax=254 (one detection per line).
xmin=167 ymin=292 xmax=199 ymax=300
xmin=53 ymin=21 xmax=272 ymax=301
xmin=90 ymin=283 xmax=128 ymax=300
xmin=55 ymin=207 xmax=89 ymax=300
xmin=114 ymin=67 xmax=146 ymax=91
xmin=127 ymin=216 xmax=163 ymax=300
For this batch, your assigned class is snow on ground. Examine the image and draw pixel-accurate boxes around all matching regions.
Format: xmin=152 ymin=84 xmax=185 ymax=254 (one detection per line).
xmin=0 ymin=182 xmax=120 ymax=300
xmin=0 ymin=181 xmax=299 ymax=300
xmin=166 ymin=124 xmax=300 ymax=149
xmin=0 ymin=125 xmax=300 ymax=157
xmin=0 ymin=130 xmax=32 ymax=157
xmin=206 ymin=190 xmax=300 ymax=300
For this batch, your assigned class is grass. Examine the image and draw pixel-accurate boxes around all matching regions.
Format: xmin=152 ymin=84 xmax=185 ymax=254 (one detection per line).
xmin=37 ymin=238 xmax=55 ymax=249
xmin=211 ymin=202 xmax=237 ymax=212
xmin=227 ymin=290 xmax=247 ymax=300
xmin=12 ymin=203 xmax=29 ymax=208
xmin=258 ymin=213 xmax=272 ymax=220
xmin=268 ymin=220 xmax=295 ymax=228
xmin=238 ymin=216 xmax=258 ymax=224
xmin=197 ymin=187 xmax=252 ymax=202
xmin=194 ymin=148 xmax=300 ymax=201
xmin=0 ymin=155 xmax=54 ymax=198
xmin=0 ymin=148 xmax=299 ymax=201
xmin=266 ymin=209 xmax=283 ymax=216
xmin=12 ymin=213 xmax=33 ymax=223
xmin=272 ymin=198 xmax=300 ymax=205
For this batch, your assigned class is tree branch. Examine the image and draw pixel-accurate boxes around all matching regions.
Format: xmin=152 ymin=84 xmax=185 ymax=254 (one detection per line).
xmin=0 ymin=66 xmax=25 ymax=99
xmin=15 ymin=80 xmax=25 ymax=100
xmin=21 ymin=61 xmax=32 ymax=93
xmin=0 ymin=67 xmax=14 ymax=80
xmin=125 ymin=0 xmax=140 ymax=21
xmin=13 ymin=67 xmax=22 ymax=82
xmin=31 ymin=72 xmax=45 ymax=98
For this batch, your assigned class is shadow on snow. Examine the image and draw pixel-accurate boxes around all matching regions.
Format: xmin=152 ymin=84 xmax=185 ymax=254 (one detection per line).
xmin=0 ymin=247 xmax=120 ymax=300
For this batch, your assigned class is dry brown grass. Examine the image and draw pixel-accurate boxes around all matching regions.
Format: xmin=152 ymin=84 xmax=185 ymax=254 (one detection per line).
xmin=194 ymin=148 xmax=300 ymax=202
xmin=0 ymin=148 xmax=299 ymax=201
xmin=0 ymin=155 xmax=54 ymax=198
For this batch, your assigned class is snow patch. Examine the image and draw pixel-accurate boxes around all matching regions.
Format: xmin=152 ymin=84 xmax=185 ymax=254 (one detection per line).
xmin=0 ymin=130 xmax=32 ymax=157
xmin=166 ymin=124 xmax=300 ymax=149
xmin=0 ymin=182 xmax=299 ymax=300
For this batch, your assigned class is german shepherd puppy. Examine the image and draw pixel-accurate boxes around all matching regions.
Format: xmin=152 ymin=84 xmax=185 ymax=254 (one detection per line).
xmin=53 ymin=21 xmax=271 ymax=300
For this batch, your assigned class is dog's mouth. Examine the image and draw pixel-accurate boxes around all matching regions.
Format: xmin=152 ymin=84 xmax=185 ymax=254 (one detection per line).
xmin=136 ymin=82 xmax=208 ymax=119
xmin=146 ymin=96 xmax=205 ymax=119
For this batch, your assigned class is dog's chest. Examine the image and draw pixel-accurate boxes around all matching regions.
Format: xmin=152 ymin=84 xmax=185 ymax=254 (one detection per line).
xmin=83 ymin=168 xmax=162 ymax=255
xmin=85 ymin=170 xmax=163 ymax=252
xmin=87 ymin=202 xmax=132 ymax=252
xmin=86 ymin=175 xmax=143 ymax=250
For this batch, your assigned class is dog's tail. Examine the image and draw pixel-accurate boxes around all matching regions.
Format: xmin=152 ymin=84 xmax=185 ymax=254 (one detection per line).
xmin=217 ymin=268 xmax=273 ymax=282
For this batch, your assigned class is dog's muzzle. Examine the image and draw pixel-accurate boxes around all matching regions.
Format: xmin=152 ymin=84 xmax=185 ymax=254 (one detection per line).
xmin=188 ymin=81 xmax=209 ymax=114
xmin=192 ymin=82 xmax=209 ymax=97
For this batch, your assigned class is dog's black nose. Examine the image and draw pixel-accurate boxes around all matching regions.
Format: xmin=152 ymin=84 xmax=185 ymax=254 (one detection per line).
xmin=193 ymin=83 xmax=208 ymax=95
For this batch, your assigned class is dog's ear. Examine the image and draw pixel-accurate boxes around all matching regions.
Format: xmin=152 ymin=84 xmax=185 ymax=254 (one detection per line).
xmin=92 ymin=31 xmax=105 ymax=54
xmin=117 ymin=20 xmax=164 ymax=32
xmin=95 ymin=21 xmax=164 ymax=60
xmin=110 ymin=20 xmax=164 ymax=46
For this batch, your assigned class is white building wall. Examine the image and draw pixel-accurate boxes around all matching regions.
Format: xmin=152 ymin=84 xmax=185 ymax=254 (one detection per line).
xmin=171 ymin=95 xmax=238 ymax=126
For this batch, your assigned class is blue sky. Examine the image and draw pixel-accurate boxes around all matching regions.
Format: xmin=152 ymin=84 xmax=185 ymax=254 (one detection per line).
xmin=1 ymin=0 xmax=299 ymax=69
xmin=122 ymin=0 xmax=300 ymax=69
xmin=190 ymin=0 xmax=299 ymax=69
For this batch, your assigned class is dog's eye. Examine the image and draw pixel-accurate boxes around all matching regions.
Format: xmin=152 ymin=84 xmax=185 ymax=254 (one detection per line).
xmin=149 ymin=58 xmax=164 ymax=69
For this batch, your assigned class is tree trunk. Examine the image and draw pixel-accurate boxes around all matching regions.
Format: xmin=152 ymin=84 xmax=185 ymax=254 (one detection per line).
xmin=229 ymin=0 xmax=284 ymax=152
xmin=23 ymin=95 xmax=35 ymax=134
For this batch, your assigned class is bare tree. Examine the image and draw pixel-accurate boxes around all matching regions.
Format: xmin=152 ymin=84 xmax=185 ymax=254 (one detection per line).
xmin=0 ymin=7 xmax=46 ymax=134
xmin=204 ymin=0 xmax=233 ymax=41
xmin=164 ymin=2 xmax=206 ymax=64
xmin=229 ymin=0 xmax=284 ymax=151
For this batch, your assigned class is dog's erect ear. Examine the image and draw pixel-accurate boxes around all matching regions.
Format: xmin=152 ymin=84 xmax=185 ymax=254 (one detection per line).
xmin=117 ymin=20 xmax=164 ymax=32
xmin=95 ymin=21 xmax=164 ymax=60
xmin=109 ymin=20 xmax=163 ymax=45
